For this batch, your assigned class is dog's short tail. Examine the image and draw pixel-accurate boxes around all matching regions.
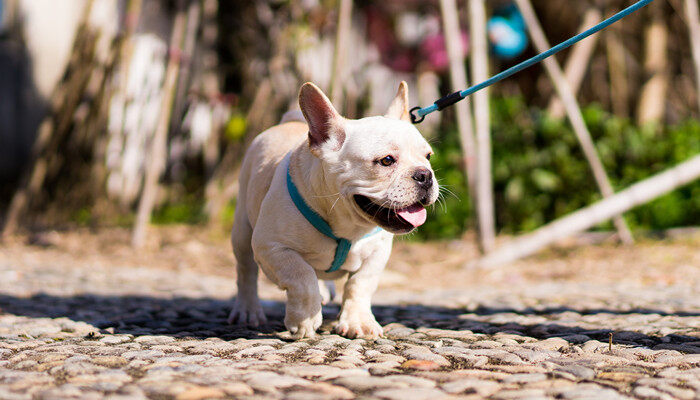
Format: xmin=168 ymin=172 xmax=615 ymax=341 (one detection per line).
xmin=280 ymin=109 xmax=305 ymax=124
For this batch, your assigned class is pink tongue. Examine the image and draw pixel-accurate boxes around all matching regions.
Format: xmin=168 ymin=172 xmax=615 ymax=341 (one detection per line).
xmin=396 ymin=204 xmax=427 ymax=227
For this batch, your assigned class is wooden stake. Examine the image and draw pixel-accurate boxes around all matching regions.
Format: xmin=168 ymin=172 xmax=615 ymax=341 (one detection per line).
xmin=132 ymin=2 xmax=188 ymax=248
xmin=547 ymin=8 xmax=602 ymax=119
xmin=685 ymin=0 xmax=700 ymax=116
xmin=479 ymin=154 xmax=700 ymax=267
xmin=469 ymin=0 xmax=496 ymax=253
xmin=330 ymin=0 xmax=353 ymax=110
xmin=438 ymin=0 xmax=481 ymax=252
xmin=515 ymin=0 xmax=634 ymax=245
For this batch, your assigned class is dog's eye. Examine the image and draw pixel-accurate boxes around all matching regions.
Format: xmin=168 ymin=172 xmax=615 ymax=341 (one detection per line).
xmin=426 ymin=153 xmax=432 ymax=160
xmin=379 ymin=155 xmax=395 ymax=166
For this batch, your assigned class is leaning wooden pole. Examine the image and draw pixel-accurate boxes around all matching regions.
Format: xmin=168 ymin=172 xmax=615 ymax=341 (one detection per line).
xmin=469 ymin=0 xmax=496 ymax=253
xmin=117 ymin=0 xmax=143 ymax=100
xmin=479 ymin=155 xmax=700 ymax=267
xmin=170 ymin=0 xmax=202 ymax=135
xmin=515 ymin=0 xmax=634 ymax=244
xmin=636 ymin=1 xmax=668 ymax=126
xmin=132 ymin=2 xmax=188 ymax=248
xmin=438 ymin=0 xmax=482 ymax=252
xmin=605 ymin=19 xmax=630 ymax=118
xmin=685 ymin=0 xmax=700 ymax=116
xmin=547 ymin=8 xmax=602 ymax=119
xmin=330 ymin=0 xmax=353 ymax=110
xmin=200 ymin=0 xmax=222 ymax=181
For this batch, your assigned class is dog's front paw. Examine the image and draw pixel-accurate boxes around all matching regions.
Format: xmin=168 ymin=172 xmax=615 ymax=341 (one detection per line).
xmin=334 ymin=311 xmax=383 ymax=339
xmin=285 ymin=309 xmax=322 ymax=339
xmin=228 ymin=297 xmax=267 ymax=327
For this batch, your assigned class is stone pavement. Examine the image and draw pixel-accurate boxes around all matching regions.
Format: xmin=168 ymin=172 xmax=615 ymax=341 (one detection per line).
xmin=0 ymin=232 xmax=699 ymax=399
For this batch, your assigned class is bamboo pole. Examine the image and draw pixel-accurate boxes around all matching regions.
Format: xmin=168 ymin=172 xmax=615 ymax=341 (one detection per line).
xmin=468 ymin=0 xmax=495 ymax=253
xmin=479 ymin=155 xmax=700 ymax=267
xmin=637 ymin=2 xmax=669 ymax=125
xmin=200 ymin=0 xmax=222 ymax=180
xmin=438 ymin=0 xmax=482 ymax=252
xmin=685 ymin=0 xmax=700 ymax=116
xmin=547 ymin=8 xmax=602 ymax=119
xmin=118 ymin=0 xmax=143 ymax=98
xmin=330 ymin=0 xmax=352 ymax=110
xmin=515 ymin=0 xmax=634 ymax=245
xmin=132 ymin=2 xmax=188 ymax=248
xmin=170 ymin=0 xmax=202 ymax=135
xmin=416 ymin=68 xmax=441 ymax=138
xmin=605 ymin=22 xmax=630 ymax=118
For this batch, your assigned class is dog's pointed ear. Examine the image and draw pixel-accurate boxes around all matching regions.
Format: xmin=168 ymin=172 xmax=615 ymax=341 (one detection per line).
xmin=385 ymin=81 xmax=410 ymax=122
xmin=299 ymin=82 xmax=345 ymax=152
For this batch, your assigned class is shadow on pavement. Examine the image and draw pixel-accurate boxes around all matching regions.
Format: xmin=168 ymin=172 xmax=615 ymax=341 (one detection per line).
xmin=0 ymin=293 xmax=697 ymax=352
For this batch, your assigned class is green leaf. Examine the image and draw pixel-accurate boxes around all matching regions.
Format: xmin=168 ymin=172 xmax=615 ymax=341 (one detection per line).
xmin=531 ymin=169 xmax=560 ymax=192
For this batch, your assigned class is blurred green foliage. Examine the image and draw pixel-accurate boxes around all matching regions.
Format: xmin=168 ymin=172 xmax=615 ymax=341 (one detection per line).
xmin=220 ymin=200 xmax=237 ymax=228
xmin=417 ymin=97 xmax=700 ymax=240
xmin=224 ymin=111 xmax=248 ymax=142
xmin=152 ymin=197 xmax=206 ymax=225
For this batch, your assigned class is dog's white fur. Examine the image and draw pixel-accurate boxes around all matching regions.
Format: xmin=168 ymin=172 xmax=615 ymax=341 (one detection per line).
xmin=228 ymin=82 xmax=438 ymax=339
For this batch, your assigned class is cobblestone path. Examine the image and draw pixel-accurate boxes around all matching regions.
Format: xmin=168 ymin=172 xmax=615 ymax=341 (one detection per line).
xmin=0 ymin=231 xmax=698 ymax=399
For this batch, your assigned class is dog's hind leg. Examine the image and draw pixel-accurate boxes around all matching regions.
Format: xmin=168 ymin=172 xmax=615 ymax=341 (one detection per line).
xmin=319 ymin=280 xmax=336 ymax=305
xmin=228 ymin=215 xmax=267 ymax=327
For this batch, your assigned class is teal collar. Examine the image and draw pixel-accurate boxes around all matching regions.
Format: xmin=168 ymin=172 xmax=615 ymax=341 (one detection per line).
xmin=286 ymin=160 xmax=382 ymax=272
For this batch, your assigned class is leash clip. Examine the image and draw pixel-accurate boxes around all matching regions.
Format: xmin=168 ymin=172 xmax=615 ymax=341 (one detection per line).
xmin=409 ymin=107 xmax=424 ymax=124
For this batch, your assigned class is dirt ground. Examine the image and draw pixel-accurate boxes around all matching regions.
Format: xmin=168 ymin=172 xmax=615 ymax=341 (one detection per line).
xmin=3 ymin=225 xmax=699 ymax=293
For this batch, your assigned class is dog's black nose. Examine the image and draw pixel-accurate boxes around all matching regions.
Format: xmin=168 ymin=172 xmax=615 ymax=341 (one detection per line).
xmin=412 ymin=167 xmax=433 ymax=189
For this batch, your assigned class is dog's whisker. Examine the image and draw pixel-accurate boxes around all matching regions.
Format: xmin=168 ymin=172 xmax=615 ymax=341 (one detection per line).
xmin=369 ymin=199 xmax=387 ymax=220
xmin=438 ymin=186 xmax=458 ymax=195
xmin=373 ymin=198 xmax=393 ymax=220
xmin=434 ymin=194 xmax=445 ymax=213
xmin=438 ymin=186 xmax=459 ymax=200
xmin=439 ymin=196 xmax=447 ymax=213
xmin=438 ymin=187 xmax=455 ymax=197
xmin=329 ymin=195 xmax=342 ymax=213
xmin=312 ymin=192 xmax=341 ymax=198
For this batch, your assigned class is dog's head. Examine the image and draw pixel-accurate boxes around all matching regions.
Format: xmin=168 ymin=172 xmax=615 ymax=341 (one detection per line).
xmin=299 ymin=81 xmax=439 ymax=234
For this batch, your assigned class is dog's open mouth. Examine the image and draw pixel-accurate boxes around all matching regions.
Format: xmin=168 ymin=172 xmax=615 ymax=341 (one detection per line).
xmin=353 ymin=195 xmax=427 ymax=233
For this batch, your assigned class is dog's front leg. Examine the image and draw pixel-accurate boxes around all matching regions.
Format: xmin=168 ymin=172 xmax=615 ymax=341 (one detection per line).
xmin=334 ymin=248 xmax=389 ymax=339
xmin=257 ymin=247 xmax=323 ymax=339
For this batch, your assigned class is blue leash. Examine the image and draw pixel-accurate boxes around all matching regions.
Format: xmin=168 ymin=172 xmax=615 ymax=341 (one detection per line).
xmin=410 ymin=0 xmax=654 ymax=124
xmin=286 ymin=161 xmax=382 ymax=273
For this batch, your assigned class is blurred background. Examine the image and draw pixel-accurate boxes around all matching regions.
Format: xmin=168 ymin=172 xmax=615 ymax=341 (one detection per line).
xmin=0 ymin=0 xmax=698 ymax=254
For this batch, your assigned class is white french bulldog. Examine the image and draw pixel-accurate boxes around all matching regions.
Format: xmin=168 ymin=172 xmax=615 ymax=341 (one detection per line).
xmin=228 ymin=81 xmax=439 ymax=339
